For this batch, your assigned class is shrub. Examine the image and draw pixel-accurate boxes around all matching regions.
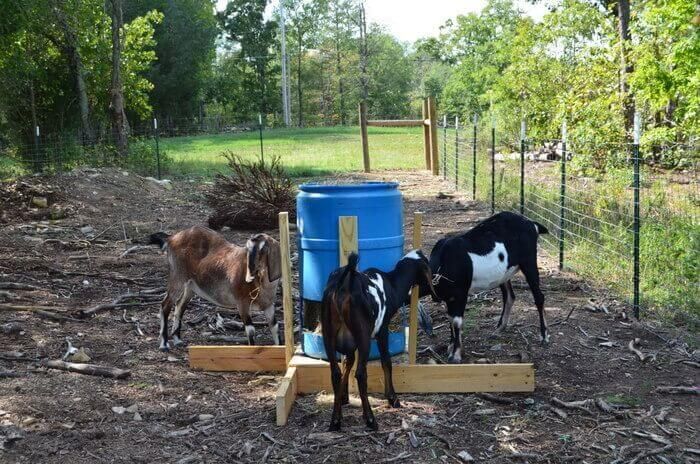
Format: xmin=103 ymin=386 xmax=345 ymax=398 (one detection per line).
xmin=205 ymin=152 xmax=296 ymax=230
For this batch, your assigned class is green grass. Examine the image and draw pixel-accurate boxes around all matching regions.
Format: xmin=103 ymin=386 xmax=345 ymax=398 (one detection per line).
xmin=0 ymin=154 xmax=29 ymax=180
xmin=159 ymin=126 xmax=426 ymax=177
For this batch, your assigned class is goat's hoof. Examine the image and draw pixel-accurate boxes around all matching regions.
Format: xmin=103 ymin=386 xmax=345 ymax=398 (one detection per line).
xmin=447 ymin=355 xmax=462 ymax=364
xmin=540 ymin=338 xmax=550 ymax=347
xmin=159 ymin=345 xmax=169 ymax=352
xmin=365 ymin=419 xmax=379 ymax=431
xmin=328 ymin=422 xmax=341 ymax=432
xmin=388 ymin=398 xmax=401 ymax=408
xmin=171 ymin=337 xmax=186 ymax=348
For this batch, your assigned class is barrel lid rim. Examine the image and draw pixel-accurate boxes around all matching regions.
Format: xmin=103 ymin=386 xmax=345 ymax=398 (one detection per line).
xmin=299 ymin=181 xmax=399 ymax=192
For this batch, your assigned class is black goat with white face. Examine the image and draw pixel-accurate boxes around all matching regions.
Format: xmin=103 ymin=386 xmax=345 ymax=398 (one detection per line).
xmin=426 ymin=212 xmax=549 ymax=363
xmin=320 ymin=250 xmax=436 ymax=432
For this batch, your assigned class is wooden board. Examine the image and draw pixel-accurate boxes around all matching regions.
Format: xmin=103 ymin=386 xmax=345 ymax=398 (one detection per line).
xmin=366 ymin=119 xmax=424 ymax=127
xmin=188 ymin=345 xmax=287 ymax=372
xmin=291 ymin=360 xmax=534 ymax=394
xmin=278 ymin=212 xmax=295 ymax=364
xmin=408 ymin=211 xmax=422 ymax=365
xmin=275 ymin=367 xmax=297 ymax=426
xmin=338 ymin=216 xmax=358 ymax=266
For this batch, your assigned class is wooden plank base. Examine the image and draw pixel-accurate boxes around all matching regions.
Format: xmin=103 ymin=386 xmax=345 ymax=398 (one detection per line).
xmin=275 ymin=367 xmax=297 ymax=426
xmin=289 ymin=355 xmax=534 ymax=394
xmin=188 ymin=345 xmax=287 ymax=372
xmin=276 ymin=355 xmax=534 ymax=425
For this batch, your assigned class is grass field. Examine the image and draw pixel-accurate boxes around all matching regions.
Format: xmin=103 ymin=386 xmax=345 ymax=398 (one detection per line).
xmin=160 ymin=126 xmax=426 ymax=177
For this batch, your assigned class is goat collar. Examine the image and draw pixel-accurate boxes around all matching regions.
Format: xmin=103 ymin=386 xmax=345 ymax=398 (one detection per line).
xmin=432 ymin=267 xmax=454 ymax=285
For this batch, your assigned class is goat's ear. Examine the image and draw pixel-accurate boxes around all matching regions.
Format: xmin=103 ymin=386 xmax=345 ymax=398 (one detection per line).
xmin=266 ymin=237 xmax=282 ymax=282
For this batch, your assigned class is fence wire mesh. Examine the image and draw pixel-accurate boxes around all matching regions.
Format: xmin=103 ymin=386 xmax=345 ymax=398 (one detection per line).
xmin=441 ymin=120 xmax=699 ymax=320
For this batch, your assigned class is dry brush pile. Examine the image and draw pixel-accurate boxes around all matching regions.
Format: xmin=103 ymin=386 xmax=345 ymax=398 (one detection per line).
xmin=205 ymin=152 xmax=296 ymax=230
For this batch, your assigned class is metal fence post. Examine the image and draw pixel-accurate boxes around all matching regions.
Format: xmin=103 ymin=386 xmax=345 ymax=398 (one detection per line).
xmin=442 ymin=115 xmax=447 ymax=180
xmin=472 ymin=114 xmax=477 ymax=200
xmin=34 ymin=125 xmax=40 ymax=173
xmin=154 ymin=117 xmax=161 ymax=180
xmin=454 ymin=116 xmax=459 ymax=190
xmin=633 ymin=112 xmax=641 ymax=319
xmin=520 ymin=119 xmax=526 ymax=215
xmin=559 ymin=120 xmax=567 ymax=270
xmin=491 ymin=125 xmax=495 ymax=214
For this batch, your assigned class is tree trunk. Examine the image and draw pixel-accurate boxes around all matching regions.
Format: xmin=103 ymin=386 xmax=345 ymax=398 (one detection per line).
xmin=29 ymin=80 xmax=38 ymax=151
xmin=52 ymin=2 xmax=93 ymax=144
xmin=617 ymin=0 xmax=634 ymax=138
xmin=335 ymin=9 xmax=345 ymax=125
xmin=109 ymin=0 xmax=129 ymax=156
xmin=297 ymin=29 xmax=303 ymax=127
xmin=358 ymin=3 xmax=369 ymax=103
xmin=260 ymin=62 xmax=267 ymax=121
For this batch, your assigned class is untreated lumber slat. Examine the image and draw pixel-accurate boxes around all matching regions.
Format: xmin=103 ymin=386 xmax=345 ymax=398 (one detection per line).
xmin=279 ymin=212 xmax=295 ymax=364
xmin=408 ymin=212 xmax=422 ymax=365
xmin=292 ymin=361 xmax=534 ymax=394
xmin=366 ymin=119 xmax=424 ymax=127
xmin=188 ymin=345 xmax=287 ymax=372
xmin=276 ymin=367 xmax=297 ymax=426
xmin=338 ymin=216 xmax=358 ymax=266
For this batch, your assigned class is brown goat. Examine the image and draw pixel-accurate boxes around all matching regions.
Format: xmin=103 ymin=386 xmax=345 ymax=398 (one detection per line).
xmin=149 ymin=226 xmax=281 ymax=351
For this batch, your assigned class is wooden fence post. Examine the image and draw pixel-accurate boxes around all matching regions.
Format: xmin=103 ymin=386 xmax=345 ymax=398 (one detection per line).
xmin=408 ymin=212 xmax=423 ymax=365
xmin=422 ymin=99 xmax=431 ymax=170
xmin=359 ymin=102 xmax=370 ymax=173
xmin=428 ymin=96 xmax=439 ymax=175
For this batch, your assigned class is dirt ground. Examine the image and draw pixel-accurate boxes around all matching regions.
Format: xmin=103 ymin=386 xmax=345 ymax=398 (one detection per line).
xmin=1 ymin=168 xmax=698 ymax=464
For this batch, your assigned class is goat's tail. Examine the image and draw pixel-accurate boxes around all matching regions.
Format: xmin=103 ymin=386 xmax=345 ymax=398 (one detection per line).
xmin=148 ymin=232 xmax=170 ymax=250
xmin=335 ymin=252 xmax=359 ymax=292
xmin=533 ymin=222 xmax=549 ymax=235
xmin=334 ymin=252 xmax=360 ymax=316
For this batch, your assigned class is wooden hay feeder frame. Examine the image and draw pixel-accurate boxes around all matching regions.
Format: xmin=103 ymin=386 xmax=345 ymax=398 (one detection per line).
xmin=189 ymin=212 xmax=535 ymax=426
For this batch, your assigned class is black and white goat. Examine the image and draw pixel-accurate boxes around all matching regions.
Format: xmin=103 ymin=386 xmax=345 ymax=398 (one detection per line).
xmin=149 ymin=227 xmax=281 ymax=351
xmin=320 ymin=250 xmax=436 ymax=431
xmin=427 ymin=212 xmax=549 ymax=363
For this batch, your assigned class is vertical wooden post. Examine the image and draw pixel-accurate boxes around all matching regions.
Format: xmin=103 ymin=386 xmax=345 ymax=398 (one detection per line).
xmin=359 ymin=102 xmax=370 ymax=173
xmin=428 ymin=96 xmax=440 ymax=175
xmin=422 ymin=99 xmax=431 ymax=170
xmin=279 ymin=212 xmax=295 ymax=365
xmin=408 ymin=212 xmax=423 ymax=365
xmin=338 ymin=216 xmax=358 ymax=266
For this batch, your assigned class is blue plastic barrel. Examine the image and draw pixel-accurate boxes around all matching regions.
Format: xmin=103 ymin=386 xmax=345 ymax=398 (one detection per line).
xmin=296 ymin=182 xmax=405 ymax=360
xmin=297 ymin=182 xmax=404 ymax=302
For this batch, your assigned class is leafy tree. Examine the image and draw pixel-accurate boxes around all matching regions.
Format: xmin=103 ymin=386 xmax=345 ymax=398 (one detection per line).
xmin=283 ymin=0 xmax=328 ymax=126
xmin=124 ymin=0 xmax=217 ymax=119
xmin=219 ymin=0 xmax=279 ymax=122
xmin=631 ymin=0 xmax=700 ymax=152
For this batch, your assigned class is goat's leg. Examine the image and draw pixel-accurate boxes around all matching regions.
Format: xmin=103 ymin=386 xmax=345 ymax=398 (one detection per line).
xmin=159 ymin=294 xmax=174 ymax=352
xmin=263 ymin=304 xmax=280 ymax=345
xmin=170 ymin=286 xmax=193 ymax=347
xmin=355 ymin=343 xmax=377 ymax=431
xmin=446 ymin=299 xmax=466 ymax=363
xmin=521 ymin=263 xmax=548 ymax=344
xmin=341 ymin=351 xmax=355 ymax=406
xmin=376 ymin=330 xmax=400 ymax=408
xmin=328 ymin=355 xmax=344 ymax=431
xmin=495 ymin=281 xmax=515 ymax=333
xmin=241 ymin=303 xmax=256 ymax=345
